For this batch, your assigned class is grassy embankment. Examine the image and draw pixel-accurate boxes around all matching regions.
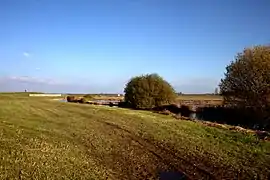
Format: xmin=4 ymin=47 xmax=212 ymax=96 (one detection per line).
xmin=0 ymin=93 xmax=269 ymax=179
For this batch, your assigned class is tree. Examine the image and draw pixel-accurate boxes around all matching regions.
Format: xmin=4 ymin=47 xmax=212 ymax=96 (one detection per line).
xmin=177 ymin=92 xmax=183 ymax=95
xmin=219 ymin=45 xmax=270 ymax=110
xmin=124 ymin=73 xmax=177 ymax=109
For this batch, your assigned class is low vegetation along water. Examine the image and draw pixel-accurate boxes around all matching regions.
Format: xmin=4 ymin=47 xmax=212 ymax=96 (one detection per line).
xmin=0 ymin=94 xmax=270 ymax=179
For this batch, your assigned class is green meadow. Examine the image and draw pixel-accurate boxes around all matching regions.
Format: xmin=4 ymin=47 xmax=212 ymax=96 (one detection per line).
xmin=0 ymin=93 xmax=269 ymax=179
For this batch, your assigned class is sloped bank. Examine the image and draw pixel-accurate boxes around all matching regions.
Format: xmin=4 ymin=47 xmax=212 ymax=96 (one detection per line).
xmin=64 ymin=96 xmax=270 ymax=140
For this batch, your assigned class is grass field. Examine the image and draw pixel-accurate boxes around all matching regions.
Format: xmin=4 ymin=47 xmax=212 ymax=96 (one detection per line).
xmin=176 ymin=94 xmax=223 ymax=101
xmin=0 ymin=93 xmax=269 ymax=179
xmin=68 ymin=93 xmax=223 ymax=103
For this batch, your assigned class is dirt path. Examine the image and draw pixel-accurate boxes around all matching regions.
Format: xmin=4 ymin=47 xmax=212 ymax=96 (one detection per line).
xmin=82 ymin=120 xmax=220 ymax=180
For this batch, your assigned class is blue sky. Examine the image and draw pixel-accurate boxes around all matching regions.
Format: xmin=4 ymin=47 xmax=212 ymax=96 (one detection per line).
xmin=0 ymin=0 xmax=269 ymax=93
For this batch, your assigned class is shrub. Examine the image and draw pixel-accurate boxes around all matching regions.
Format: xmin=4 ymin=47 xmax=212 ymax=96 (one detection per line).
xmin=180 ymin=105 xmax=192 ymax=117
xmin=153 ymin=104 xmax=180 ymax=114
xmin=124 ymin=73 xmax=177 ymax=109
xmin=118 ymin=101 xmax=128 ymax=108
xmin=78 ymin=98 xmax=86 ymax=104
xmin=67 ymin=95 xmax=76 ymax=102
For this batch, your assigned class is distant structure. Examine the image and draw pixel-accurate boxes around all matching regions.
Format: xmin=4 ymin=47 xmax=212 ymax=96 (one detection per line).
xmin=29 ymin=94 xmax=62 ymax=97
xmin=25 ymin=89 xmax=27 ymax=92
xmin=214 ymin=87 xmax=219 ymax=95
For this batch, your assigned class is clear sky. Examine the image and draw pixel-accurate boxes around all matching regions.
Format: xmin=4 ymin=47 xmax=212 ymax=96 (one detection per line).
xmin=0 ymin=0 xmax=269 ymax=93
